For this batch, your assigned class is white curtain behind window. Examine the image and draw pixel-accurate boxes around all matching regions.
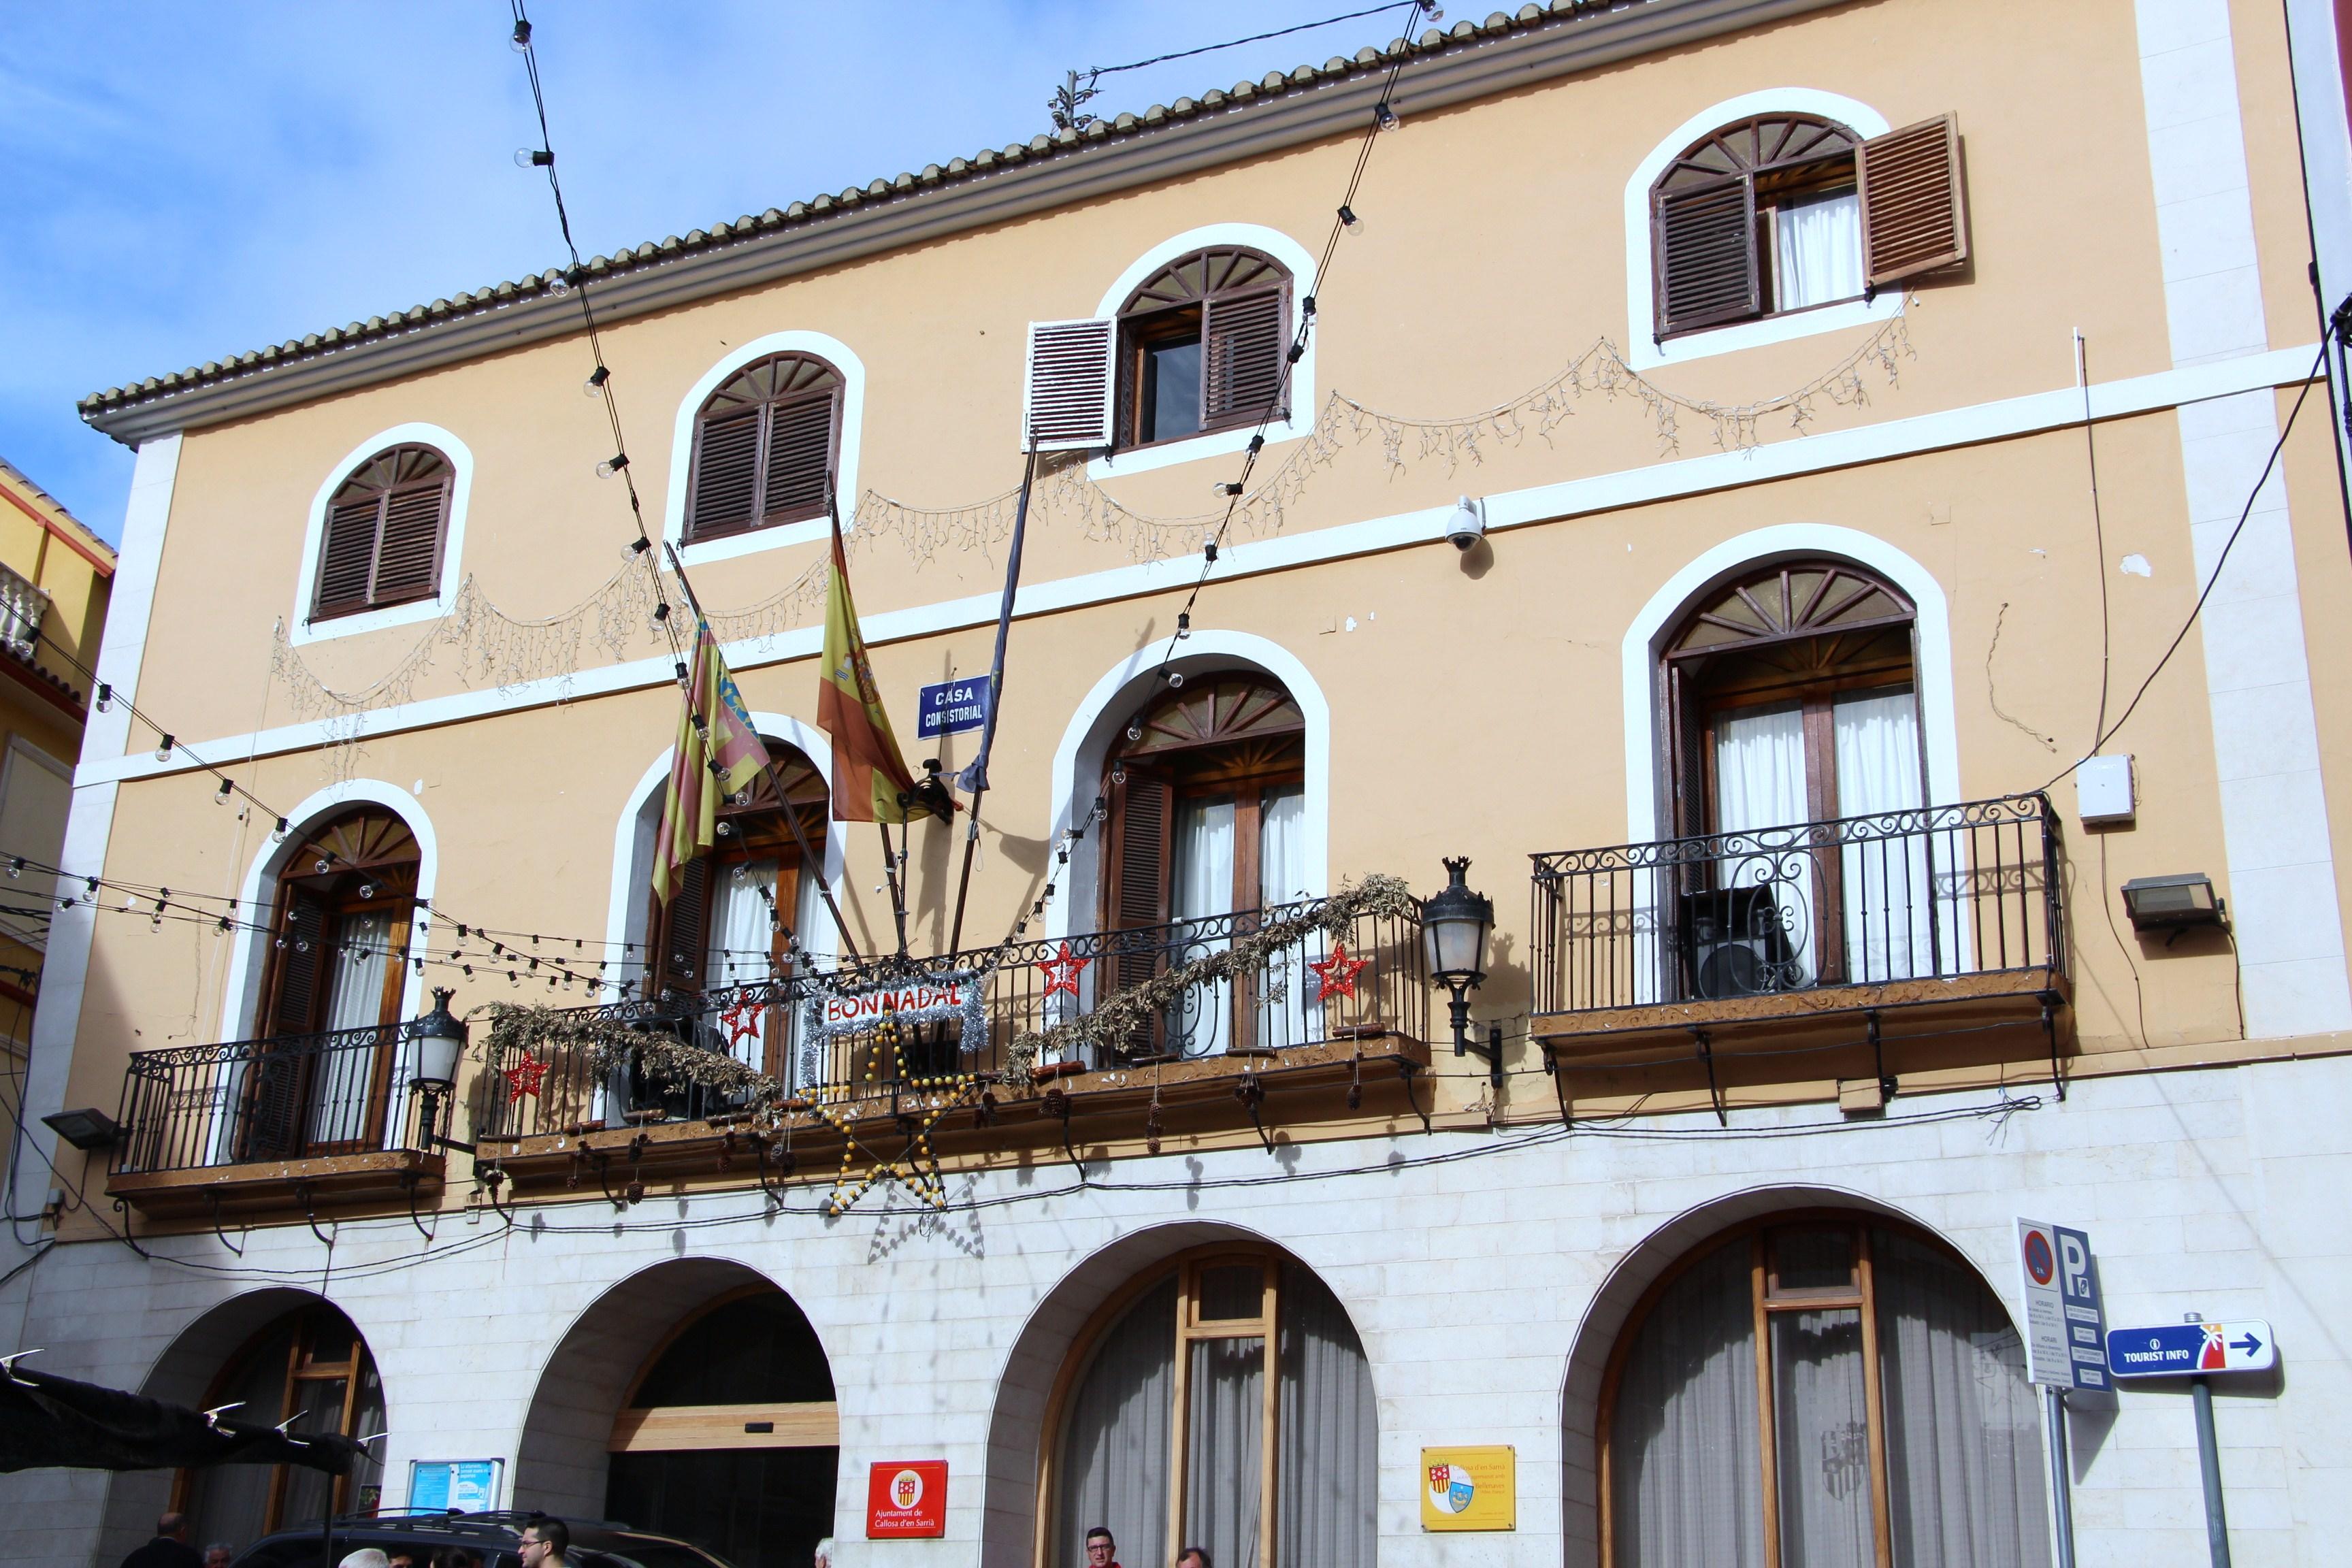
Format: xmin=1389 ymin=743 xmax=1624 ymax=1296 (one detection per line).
xmin=1715 ymin=704 xmax=1816 ymax=983
xmin=1776 ymin=191 xmax=1863 ymax=310
xmin=1833 ymin=689 xmax=1933 ymax=982
xmin=708 ymin=860 xmax=779 ymax=1066
xmin=1257 ymin=787 xmax=1315 ymax=1048
xmin=1277 ymin=1264 xmax=1377 ymax=1568
xmin=1185 ymin=1337 xmax=1265 ymax=1568
xmin=1171 ymin=798 xmax=1236 ymax=1056
xmin=1054 ymin=1278 xmax=1177 ymax=1568
xmin=1772 ymin=1308 xmax=1874 ymax=1567
xmin=312 ymin=910 xmax=390 ymax=1146
xmin=1612 ymin=1237 xmax=1765 ymax=1568
xmin=1873 ymin=1230 xmax=2052 ymax=1568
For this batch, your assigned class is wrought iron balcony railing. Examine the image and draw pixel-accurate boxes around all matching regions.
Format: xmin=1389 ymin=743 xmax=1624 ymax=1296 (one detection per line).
xmin=1529 ymin=793 xmax=2065 ymax=1020
xmin=112 ymin=1022 xmax=433 ymax=1177
xmin=480 ymin=894 xmax=1428 ymax=1141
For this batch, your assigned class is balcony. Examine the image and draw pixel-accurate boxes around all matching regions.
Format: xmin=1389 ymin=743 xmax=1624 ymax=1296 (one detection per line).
xmin=108 ymin=1022 xmax=444 ymax=1220
xmin=1529 ymin=794 xmax=2068 ymax=1114
xmin=476 ymin=895 xmax=1431 ymax=1194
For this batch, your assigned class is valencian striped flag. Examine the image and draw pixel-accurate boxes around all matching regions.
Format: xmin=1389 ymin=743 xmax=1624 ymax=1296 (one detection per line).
xmin=817 ymin=514 xmax=919 ymax=823
xmin=653 ymin=617 xmax=774 ymax=902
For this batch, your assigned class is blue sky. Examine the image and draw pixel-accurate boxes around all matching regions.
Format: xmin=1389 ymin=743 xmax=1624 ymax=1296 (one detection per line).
xmin=0 ymin=1 xmax=1433 ymax=542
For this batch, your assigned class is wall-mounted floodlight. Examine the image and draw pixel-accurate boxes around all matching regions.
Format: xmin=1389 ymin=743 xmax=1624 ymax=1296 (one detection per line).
xmin=2121 ymin=873 xmax=2226 ymax=935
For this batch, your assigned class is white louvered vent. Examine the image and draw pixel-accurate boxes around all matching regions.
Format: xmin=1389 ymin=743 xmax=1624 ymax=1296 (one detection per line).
xmin=1024 ymin=318 xmax=1115 ymax=452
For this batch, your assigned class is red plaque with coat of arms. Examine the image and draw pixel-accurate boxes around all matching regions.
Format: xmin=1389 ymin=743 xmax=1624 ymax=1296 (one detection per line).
xmin=867 ymin=1459 xmax=948 ymax=1538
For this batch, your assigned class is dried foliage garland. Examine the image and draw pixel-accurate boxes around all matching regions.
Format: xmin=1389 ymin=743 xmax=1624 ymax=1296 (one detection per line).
xmin=1002 ymin=873 xmax=1419 ymax=1088
xmin=481 ymin=999 xmax=782 ymax=1111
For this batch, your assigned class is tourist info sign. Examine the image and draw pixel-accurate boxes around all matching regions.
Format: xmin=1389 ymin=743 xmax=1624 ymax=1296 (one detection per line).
xmin=2017 ymin=1218 xmax=2108 ymax=1389
xmin=2105 ymin=1319 xmax=2276 ymax=1377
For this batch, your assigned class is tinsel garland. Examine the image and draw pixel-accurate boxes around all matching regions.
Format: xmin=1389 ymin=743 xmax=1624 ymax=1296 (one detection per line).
xmin=1001 ymin=873 xmax=1419 ymax=1087
xmin=480 ymin=1000 xmax=782 ymax=1111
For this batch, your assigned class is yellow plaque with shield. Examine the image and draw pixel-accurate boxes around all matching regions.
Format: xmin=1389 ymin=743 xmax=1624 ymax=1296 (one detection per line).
xmin=1420 ymin=1444 xmax=1516 ymax=1531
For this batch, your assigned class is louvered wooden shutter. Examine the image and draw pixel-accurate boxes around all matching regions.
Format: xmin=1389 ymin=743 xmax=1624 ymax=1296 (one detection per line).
xmin=655 ymin=856 xmax=712 ymax=996
xmin=1204 ymin=287 xmax=1286 ymax=423
xmin=265 ymin=891 xmax=332 ymax=1037
xmin=1025 ymin=318 xmax=1116 ymax=451
xmin=764 ymin=391 xmax=836 ymax=522
xmin=1654 ymin=176 xmax=1761 ymax=337
xmin=1858 ymin=114 xmax=1967 ymax=288
xmin=691 ymin=407 xmax=762 ymax=538
xmin=1103 ymin=768 xmax=1172 ymax=1058
xmin=314 ymin=498 xmax=380 ymax=617
xmin=370 ymin=482 xmax=446 ymax=604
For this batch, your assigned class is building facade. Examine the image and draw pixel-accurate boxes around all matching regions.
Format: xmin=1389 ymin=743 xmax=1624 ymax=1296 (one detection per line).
xmin=7 ymin=1 xmax=2352 ymax=1565
xmin=0 ymin=457 xmax=114 ymax=1237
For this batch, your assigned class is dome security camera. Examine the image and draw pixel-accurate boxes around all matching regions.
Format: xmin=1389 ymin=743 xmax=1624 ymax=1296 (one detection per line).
xmin=1445 ymin=496 xmax=1486 ymax=551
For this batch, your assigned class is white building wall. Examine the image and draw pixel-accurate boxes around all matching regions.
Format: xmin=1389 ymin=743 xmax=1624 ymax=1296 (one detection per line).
xmin=2 ymin=1060 xmax=2346 ymax=1568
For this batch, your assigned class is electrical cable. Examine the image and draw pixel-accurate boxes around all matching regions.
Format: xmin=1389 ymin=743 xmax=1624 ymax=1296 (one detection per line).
xmin=1085 ymin=2 xmax=1424 ymax=80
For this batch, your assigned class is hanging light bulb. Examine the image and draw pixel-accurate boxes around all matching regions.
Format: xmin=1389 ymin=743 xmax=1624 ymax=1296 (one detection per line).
xmin=584 ymin=365 xmax=610 ymax=398
xmin=514 ymin=148 xmax=555 ymax=169
xmin=1337 ymin=205 xmax=1362 ymax=232
xmin=1373 ymin=101 xmax=1401 ymax=131
xmin=358 ymin=883 xmax=376 ymax=900
xmin=154 ymin=733 xmax=174 ymax=762
xmin=1168 ymin=671 xmax=1185 ymax=689
xmin=5 ymin=858 xmax=20 ymax=879
xmin=214 ymin=779 xmax=233 ymax=804
xmin=546 ymin=272 xmax=573 ymax=297
xmin=273 ymin=817 xmax=291 ymax=842
xmin=595 ymin=452 xmax=630 ymax=478
xmin=95 ymin=683 xmax=111 ymax=713
xmin=509 ymin=17 xmax=533 ymax=50
xmin=315 ymin=858 xmax=331 ymax=876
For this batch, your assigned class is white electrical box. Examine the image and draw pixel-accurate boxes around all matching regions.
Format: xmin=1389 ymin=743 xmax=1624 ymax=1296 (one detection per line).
xmin=2077 ymin=753 xmax=2135 ymax=827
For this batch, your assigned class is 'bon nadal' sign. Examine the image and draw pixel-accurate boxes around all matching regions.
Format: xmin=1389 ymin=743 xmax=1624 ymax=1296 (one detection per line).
xmin=799 ymin=966 xmax=991 ymax=1085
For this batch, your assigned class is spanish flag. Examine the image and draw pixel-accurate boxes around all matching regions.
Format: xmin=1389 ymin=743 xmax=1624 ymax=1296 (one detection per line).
xmin=817 ymin=515 xmax=919 ymax=823
xmin=653 ymin=617 xmax=774 ymax=902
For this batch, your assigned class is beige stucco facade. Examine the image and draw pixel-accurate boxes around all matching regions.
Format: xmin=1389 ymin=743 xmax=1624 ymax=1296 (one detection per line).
xmin=10 ymin=1 xmax=2352 ymax=1565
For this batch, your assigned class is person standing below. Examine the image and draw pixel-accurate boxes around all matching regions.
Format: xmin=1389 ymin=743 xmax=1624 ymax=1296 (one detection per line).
xmin=200 ymin=1547 xmax=233 ymax=1568
xmin=519 ymin=1517 xmax=571 ymax=1568
xmin=1084 ymin=1526 xmax=1119 ymax=1568
xmin=1177 ymin=1550 xmax=1211 ymax=1568
xmin=118 ymin=1512 xmax=201 ymax=1568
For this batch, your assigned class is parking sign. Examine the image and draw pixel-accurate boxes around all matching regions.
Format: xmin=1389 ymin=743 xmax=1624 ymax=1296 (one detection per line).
xmin=2017 ymin=1218 xmax=2107 ymax=1390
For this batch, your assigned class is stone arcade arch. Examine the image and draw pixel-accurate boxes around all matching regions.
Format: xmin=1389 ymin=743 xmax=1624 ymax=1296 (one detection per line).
xmin=97 ymin=1288 xmax=380 ymax=1567
xmin=514 ymin=1258 xmax=838 ymax=1568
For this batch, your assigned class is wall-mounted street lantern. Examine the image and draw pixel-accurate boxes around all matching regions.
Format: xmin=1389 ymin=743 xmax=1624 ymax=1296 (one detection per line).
xmin=1423 ymin=857 xmax=1503 ymax=1088
xmin=2121 ymin=873 xmax=2227 ymax=939
xmin=407 ymin=987 xmax=474 ymax=1154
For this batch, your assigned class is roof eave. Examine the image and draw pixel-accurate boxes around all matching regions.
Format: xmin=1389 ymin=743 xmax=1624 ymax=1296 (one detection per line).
xmin=79 ymin=0 xmax=1844 ymax=446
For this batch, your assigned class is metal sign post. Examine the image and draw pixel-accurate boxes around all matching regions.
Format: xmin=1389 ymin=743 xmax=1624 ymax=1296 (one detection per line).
xmin=2104 ymin=1318 xmax=2274 ymax=1568
xmin=2019 ymin=1219 xmax=2106 ymax=1568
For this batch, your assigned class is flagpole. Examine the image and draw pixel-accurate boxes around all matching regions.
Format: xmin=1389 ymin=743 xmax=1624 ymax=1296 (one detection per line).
xmin=881 ymin=819 xmax=911 ymax=960
xmin=663 ymin=541 xmax=862 ymax=964
xmin=948 ymin=447 xmax=1039 ymax=954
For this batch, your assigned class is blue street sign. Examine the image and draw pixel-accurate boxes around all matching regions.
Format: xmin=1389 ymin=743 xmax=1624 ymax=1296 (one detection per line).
xmin=2105 ymin=1319 xmax=2276 ymax=1377
xmin=917 ymin=677 xmax=991 ymax=740
xmin=2019 ymin=1219 xmax=2108 ymax=1389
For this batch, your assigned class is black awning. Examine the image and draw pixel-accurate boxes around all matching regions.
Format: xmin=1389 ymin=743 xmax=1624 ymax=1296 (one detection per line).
xmin=0 ymin=1363 xmax=363 ymax=1475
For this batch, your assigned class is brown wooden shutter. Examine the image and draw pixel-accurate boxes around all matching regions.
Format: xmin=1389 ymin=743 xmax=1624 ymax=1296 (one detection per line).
xmin=1025 ymin=318 xmax=1116 ymax=451
xmin=369 ymin=482 xmax=446 ymax=604
xmin=1204 ymin=287 xmax=1286 ymax=423
xmin=1102 ymin=767 xmax=1172 ymax=1058
xmin=764 ymin=391 xmax=836 ymax=523
xmin=1654 ymin=176 xmax=1761 ymax=337
xmin=314 ymin=499 xmax=380 ymax=617
xmin=1857 ymin=114 xmax=1967 ymax=288
xmin=264 ymin=890 xmax=332 ymax=1037
xmin=654 ymin=857 xmax=712 ymax=996
xmin=690 ymin=407 xmax=762 ymax=538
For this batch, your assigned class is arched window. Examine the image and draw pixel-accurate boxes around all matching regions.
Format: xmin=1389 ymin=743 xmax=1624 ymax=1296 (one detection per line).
xmin=312 ymin=445 xmax=452 ymax=622
xmin=1650 ymin=112 xmax=1971 ymax=340
xmin=607 ymin=1287 xmax=840 ymax=1568
xmin=644 ymin=741 xmax=827 ymax=1078
xmin=1601 ymin=1213 xmax=2048 ymax=1568
xmin=1046 ymin=1247 xmax=1375 ymax=1568
xmin=180 ymin=1303 xmax=387 ymax=1548
xmin=245 ymin=808 xmax=420 ymax=1157
xmin=686 ymin=354 xmax=844 ymax=540
xmin=1661 ymin=561 xmax=1925 ymax=992
xmin=1116 ymin=250 xmax=1290 ymax=449
xmin=1100 ymin=675 xmax=1305 ymax=1057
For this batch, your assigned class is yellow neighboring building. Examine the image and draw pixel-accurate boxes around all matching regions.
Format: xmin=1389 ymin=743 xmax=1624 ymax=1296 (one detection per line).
xmin=0 ymin=459 xmax=114 ymax=1163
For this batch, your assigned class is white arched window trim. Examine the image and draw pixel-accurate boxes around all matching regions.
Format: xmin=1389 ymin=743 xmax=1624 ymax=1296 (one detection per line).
xmin=663 ymin=331 xmax=866 ymax=568
xmin=1623 ymin=88 xmax=1899 ymax=372
xmin=1086 ymin=223 xmax=1320 ymax=482
xmin=1047 ymin=630 xmax=1330 ymax=942
xmin=604 ymin=712 xmax=848 ymax=996
xmin=289 ymin=424 xmax=472 ymax=647
xmin=1620 ymin=524 xmax=1959 ymax=845
xmin=219 ymin=779 xmax=439 ymax=1041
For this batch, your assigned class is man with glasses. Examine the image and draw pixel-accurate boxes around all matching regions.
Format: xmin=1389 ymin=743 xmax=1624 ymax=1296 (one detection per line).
xmin=518 ymin=1518 xmax=570 ymax=1568
xmin=1083 ymin=1526 xmax=1119 ymax=1568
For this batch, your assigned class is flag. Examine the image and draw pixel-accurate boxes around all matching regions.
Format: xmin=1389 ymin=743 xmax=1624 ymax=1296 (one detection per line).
xmin=818 ymin=515 xmax=919 ymax=823
xmin=653 ymin=617 xmax=773 ymax=903
xmin=956 ymin=450 xmax=1036 ymax=796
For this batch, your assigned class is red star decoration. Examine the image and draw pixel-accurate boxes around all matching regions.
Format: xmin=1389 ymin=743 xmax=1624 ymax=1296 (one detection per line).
xmin=719 ymin=996 xmax=766 ymax=1052
xmin=504 ymin=1049 xmax=549 ymax=1102
xmin=1038 ymin=942 xmax=1088 ymax=1000
xmin=1309 ymin=943 xmax=1369 ymax=1002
